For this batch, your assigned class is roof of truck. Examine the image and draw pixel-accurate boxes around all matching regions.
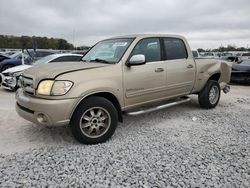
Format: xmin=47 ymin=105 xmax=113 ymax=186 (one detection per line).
xmin=108 ymin=34 xmax=185 ymax=39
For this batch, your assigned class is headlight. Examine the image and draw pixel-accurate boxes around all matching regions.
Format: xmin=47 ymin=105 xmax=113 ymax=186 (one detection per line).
xmin=8 ymin=72 xmax=14 ymax=77
xmin=37 ymin=80 xmax=73 ymax=96
xmin=51 ymin=81 xmax=73 ymax=96
xmin=37 ymin=80 xmax=54 ymax=95
xmin=13 ymin=71 xmax=23 ymax=77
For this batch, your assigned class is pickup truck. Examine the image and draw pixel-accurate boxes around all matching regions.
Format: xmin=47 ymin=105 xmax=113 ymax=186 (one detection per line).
xmin=16 ymin=34 xmax=232 ymax=144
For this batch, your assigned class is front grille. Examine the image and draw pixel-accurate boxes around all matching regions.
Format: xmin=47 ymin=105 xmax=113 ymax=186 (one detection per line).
xmin=20 ymin=76 xmax=35 ymax=95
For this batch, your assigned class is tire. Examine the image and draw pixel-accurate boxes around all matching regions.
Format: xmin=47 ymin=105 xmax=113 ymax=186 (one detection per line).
xmin=198 ymin=80 xmax=221 ymax=109
xmin=1 ymin=65 xmax=14 ymax=72
xmin=70 ymin=96 xmax=118 ymax=144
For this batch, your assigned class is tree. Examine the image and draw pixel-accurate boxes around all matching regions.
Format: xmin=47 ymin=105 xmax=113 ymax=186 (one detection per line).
xmin=20 ymin=36 xmax=32 ymax=49
xmin=0 ymin=35 xmax=74 ymax=50
xmin=197 ymin=48 xmax=205 ymax=52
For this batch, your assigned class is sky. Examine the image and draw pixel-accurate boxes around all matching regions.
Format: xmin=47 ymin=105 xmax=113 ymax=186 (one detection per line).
xmin=0 ymin=0 xmax=250 ymax=49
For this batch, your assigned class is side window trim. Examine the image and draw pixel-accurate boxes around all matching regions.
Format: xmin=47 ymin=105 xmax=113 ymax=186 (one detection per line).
xmin=162 ymin=37 xmax=188 ymax=61
xmin=160 ymin=37 xmax=166 ymax=61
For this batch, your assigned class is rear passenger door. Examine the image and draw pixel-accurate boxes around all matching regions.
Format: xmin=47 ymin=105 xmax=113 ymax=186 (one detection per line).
xmin=162 ymin=38 xmax=195 ymax=96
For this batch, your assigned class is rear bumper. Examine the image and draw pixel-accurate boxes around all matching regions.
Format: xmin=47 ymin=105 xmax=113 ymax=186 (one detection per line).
xmin=16 ymin=89 xmax=79 ymax=126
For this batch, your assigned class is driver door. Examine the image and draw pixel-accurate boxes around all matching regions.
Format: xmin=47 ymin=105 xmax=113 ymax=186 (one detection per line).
xmin=123 ymin=38 xmax=167 ymax=108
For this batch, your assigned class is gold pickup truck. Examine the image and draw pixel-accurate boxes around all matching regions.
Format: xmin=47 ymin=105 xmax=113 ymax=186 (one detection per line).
xmin=16 ymin=34 xmax=232 ymax=144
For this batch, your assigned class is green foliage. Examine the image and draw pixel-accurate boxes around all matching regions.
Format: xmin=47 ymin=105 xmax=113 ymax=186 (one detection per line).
xmin=0 ymin=35 xmax=74 ymax=50
xmin=198 ymin=45 xmax=250 ymax=52
xmin=75 ymin=46 xmax=90 ymax=50
xmin=197 ymin=48 xmax=205 ymax=52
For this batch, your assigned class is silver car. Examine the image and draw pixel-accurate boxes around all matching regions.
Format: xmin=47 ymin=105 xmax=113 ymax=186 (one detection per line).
xmin=0 ymin=53 xmax=83 ymax=91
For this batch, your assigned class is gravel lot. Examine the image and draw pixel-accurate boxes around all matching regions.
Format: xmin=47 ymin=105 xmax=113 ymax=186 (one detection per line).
xmin=0 ymin=85 xmax=249 ymax=187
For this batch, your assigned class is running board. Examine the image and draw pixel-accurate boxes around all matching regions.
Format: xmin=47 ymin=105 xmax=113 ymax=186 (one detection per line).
xmin=126 ymin=97 xmax=191 ymax=116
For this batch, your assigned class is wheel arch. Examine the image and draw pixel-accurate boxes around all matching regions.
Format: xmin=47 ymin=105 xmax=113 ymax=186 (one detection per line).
xmin=201 ymin=72 xmax=221 ymax=91
xmin=193 ymin=72 xmax=221 ymax=95
xmin=71 ymin=91 xmax=123 ymax=123
xmin=208 ymin=72 xmax=221 ymax=82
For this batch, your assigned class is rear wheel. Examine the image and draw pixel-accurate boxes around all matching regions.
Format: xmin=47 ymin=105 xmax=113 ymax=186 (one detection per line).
xmin=198 ymin=80 xmax=221 ymax=109
xmin=70 ymin=96 xmax=118 ymax=144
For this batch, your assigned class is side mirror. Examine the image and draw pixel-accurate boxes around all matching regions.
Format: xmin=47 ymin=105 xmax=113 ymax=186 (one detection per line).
xmin=127 ymin=54 xmax=146 ymax=66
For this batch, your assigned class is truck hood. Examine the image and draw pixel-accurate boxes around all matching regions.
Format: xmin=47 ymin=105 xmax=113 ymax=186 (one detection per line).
xmin=23 ymin=62 xmax=111 ymax=84
xmin=2 ymin=64 xmax=32 ymax=74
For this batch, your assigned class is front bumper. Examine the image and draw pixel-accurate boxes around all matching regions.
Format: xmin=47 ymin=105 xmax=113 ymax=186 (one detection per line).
xmin=16 ymin=89 xmax=79 ymax=126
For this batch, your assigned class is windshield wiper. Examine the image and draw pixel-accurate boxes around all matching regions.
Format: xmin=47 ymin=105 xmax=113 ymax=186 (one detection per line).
xmin=90 ymin=58 xmax=112 ymax=64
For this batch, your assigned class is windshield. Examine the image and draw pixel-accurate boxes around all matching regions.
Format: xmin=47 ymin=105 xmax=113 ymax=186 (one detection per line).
xmin=82 ymin=38 xmax=133 ymax=64
xmin=9 ymin=51 xmax=30 ymax=61
xmin=9 ymin=51 xmax=21 ymax=59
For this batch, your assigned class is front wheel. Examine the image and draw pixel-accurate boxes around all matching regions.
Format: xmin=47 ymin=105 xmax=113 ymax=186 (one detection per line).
xmin=70 ymin=96 xmax=118 ymax=144
xmin=198 ymin=80 xmax=221 ymax=109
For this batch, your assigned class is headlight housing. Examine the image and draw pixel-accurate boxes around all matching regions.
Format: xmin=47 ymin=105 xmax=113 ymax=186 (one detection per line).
xmin=13 ymin=71 xmax=23 ymax=77
xmin=51 ymin=81 xmax=73 ymax=96
xmin=37 ymin=80 xmax=73 ymax=96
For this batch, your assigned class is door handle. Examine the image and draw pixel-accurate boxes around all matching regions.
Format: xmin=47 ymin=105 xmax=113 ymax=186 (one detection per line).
xmin=155 ymin=68 xmax=164 ymax=72
xmin=187 ymin=64 xmax=194 ymax=68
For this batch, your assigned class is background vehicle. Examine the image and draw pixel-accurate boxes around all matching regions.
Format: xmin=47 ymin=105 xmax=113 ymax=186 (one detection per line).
xmin=201 ymin=52 xmax=219 ymax=59
xmin=0 ymin=51 xmax=29 ymax=72
xmin=241 ymin=52 xmax=250 ymax=60
xmin=192 ymin=50 xmax=200 ymax=58
xmin=0 ymin=54 xmax=83 ymax=91
xmin=0 ymin=54 xmax=10 ymax=63
xmin=222 ymin=56 xmax=241 ymax=63
xmin=0 ymin=50 xmax=55 ymax=72
xmin=231 ymin=59 xmax=250 ymax=84
xmin=16 ymin=34 xmax=232 ymax=145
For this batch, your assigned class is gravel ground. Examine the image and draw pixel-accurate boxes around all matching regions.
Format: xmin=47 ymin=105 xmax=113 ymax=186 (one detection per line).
xmin=0 ymin=85 xmax=249 ymax=187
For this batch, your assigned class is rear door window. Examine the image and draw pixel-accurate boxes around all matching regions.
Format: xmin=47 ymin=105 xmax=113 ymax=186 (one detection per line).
xmin=163 ymin=38 xmax=188 ymax=60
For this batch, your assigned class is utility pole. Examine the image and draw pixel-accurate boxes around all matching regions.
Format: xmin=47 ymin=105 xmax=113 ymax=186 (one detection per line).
xmin=21 ymin=49 xmax=24 ymax=65
xmin=73 ymin=29 xmax=75 ymax=49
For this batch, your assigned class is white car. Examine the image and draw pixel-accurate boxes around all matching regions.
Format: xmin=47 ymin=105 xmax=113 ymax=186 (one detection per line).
xmin=0 ymin=53 xmax=83 ymax=91
xmin=241 ymin=52 xmax=250 ymax=60
xmin=201 ymin=52 xmax=220 ymax=59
